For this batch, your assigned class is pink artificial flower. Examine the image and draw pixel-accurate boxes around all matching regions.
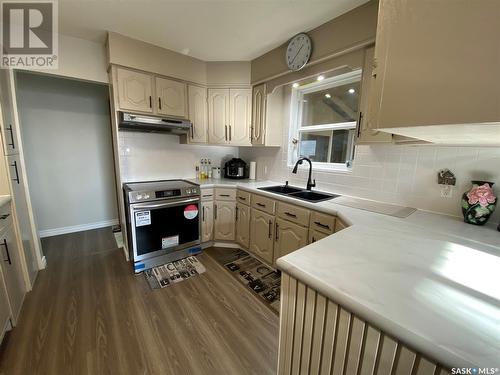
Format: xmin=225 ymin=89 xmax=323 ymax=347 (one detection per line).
xmin=467 ymin=183 xmax=496 ymax=207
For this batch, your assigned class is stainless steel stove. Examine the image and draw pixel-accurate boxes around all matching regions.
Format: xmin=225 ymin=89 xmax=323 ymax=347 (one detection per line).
xmin=123 ymin=180 xmax=201 ymax=273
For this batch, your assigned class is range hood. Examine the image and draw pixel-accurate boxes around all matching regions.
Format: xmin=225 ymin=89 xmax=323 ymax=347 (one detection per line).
xmin=118 ymin=112 xmax=191 ymax=135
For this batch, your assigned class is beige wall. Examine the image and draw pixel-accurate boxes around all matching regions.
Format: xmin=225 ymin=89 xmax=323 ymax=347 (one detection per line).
xmin=206 ymin=61 xmax=251 ymax=85
xmin=251 ymin=1 xmax=378 ymax=84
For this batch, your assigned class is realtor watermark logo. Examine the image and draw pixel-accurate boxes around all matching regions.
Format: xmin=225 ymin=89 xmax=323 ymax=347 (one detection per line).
xmin=451 ymin=368 xmax=499 ymax=374
xmin=1 ymin=0 xmax=58 ymax=69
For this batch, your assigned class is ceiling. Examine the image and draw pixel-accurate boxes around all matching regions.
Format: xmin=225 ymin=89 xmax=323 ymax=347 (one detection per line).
xmin=58 ymin=0 xmax=369 ymax=61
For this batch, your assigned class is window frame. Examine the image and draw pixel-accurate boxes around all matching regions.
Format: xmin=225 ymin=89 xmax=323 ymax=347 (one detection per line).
xmin=288 ymin=70 xmax=362 ymax=172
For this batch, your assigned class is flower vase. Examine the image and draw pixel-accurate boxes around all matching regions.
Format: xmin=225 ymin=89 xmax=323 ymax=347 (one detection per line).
xmin=461 ymin=181 xmax=497 ymax=225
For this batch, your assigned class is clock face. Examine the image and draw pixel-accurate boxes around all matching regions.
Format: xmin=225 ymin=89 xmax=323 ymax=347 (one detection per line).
xmin=286 ymin=33 xmax=312 ymax=71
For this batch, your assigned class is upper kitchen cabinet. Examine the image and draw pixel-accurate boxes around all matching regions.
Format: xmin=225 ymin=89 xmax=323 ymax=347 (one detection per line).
xmin=251 ymin=83 xmax=283 ymax=147
xmin=116 ymin=67 xmax=154 ymax=113
xmin=0 ymin=70 xmax=20 ymax=156
xmin=367 ymin=0 xmax=500 ymax=145
xmin=187 ymin=85 xmax=208 ymax=143
xmin=155 ymin=77 xmax=187 ymax=118
xmin=208 ymin=88 xmax=251 ymax=145
xmin=356 ymin=47 xmax=392 ymax=144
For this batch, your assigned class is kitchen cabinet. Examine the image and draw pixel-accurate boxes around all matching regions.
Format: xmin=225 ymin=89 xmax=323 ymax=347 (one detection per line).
xmin=366 ymin=0 xmax=500 ymax=145
xmin=235 ymin=203 xmax=250 ymax=249
xmin=201 ymin=201 xmax=213 ymax=242
xmin=155 ymin=77 xmax=187 ymax=118
xmin=187 ymin=85 xmax=208 ymax=143
xmin=229 ymin=89 xmax=252 ymax=146
xmin=116 ymin=67 xmax=154 ymax=113
xmin=0 ymin=265 xmax=11 ymax=341
xmin=308 ymin=229 xmax=329 ymax=244
xmin=214 ymin=201 xmax=236 ymax=241
xmin=251 ymin=83 xmax=266 ymax=145
xmin=0 ymin=70 xmax=19 ymax=156
xmin=274 ymin=218 xmax=308 ymax=260
xmin=356 ymin=47 xmax=392 ymax=144
xmin=249 ymin=208 xmax=274 ymax=264
xmin=208 ymin=88 xmax=230 ymax=144
xmin=335 ymin=219 xmax=347 ymax=233
xmin=208 ymin=88 xmax=252 ymax=145
xmin=0 ymin=223 xmax=26 ymax=324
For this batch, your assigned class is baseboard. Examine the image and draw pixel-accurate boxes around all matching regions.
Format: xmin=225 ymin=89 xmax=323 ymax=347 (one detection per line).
xmin=38 ymin=219 xmax=119 ymax=238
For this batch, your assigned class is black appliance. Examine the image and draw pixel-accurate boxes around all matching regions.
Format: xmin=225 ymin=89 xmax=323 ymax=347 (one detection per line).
xmin=123 ymin=180 xmax=201 ymax=273
xmin=224 ymin=158 xmax=248 ymax=179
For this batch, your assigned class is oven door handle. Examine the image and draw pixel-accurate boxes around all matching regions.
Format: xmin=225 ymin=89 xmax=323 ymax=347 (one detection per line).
xmin=131 ymin=197 xmax=199 ymax=210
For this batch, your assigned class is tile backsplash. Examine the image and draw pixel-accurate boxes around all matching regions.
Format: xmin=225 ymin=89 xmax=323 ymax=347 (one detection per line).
xmin=240 ymin=144 xmax=500 ymax=223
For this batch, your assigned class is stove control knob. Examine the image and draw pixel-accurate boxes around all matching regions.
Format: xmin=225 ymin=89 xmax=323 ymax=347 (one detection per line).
xmin=144 ymin=194 xmax=150 ymax=199
xmin=136 ymin=194 xmax=143 ymax=200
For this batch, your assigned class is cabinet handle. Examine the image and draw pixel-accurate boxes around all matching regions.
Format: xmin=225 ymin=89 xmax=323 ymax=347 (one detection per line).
xmin=1 ymin=239 xmax=11 ymax=265
xmin=158 ymin=97 xmax=162 ymax=110
xmin=225 ymin=125 xmax=228 ymax=141
xmin=238 ymin=196 xmax=246 ymax=201
xmin=256 ymin=202 xmax=266 ymax=208
xmin=235 ymin=206 xmax=238 ymax=222
xmin=214 ymin=204 xmax=217 ymax=220
xmin=10 ymin=161 xmax=19 ymax=184
xmin=356 ymin=111 xmax=363 ymax=138
xmin=219 ymin=194 xmax=230 ymax=197
xmin=229 ymin=125 xmax=232 ymax=141
xmin=191 ymin=123 xmax=194 ymax=139
xmin=312 ymin=237 xmax=316 ymax=243
xmin=149 ymin=96 xmax=152 ymax=108
xmin=250 ymin=125 xmax=253 ymax=141
xmin=202 ymin=206 xmax=205 ymax=222
xmin=275 ymin=222 xmax=279 ymax=241
xmin=268 ymin=220 xmax=272 ymax=239
xmin=314 ymin=221 xmax=330 ymax=230
xmin=0 ymin=214 xmax=10 ymax=220
xmin=284 ymin=212 xmax=297 ymax=218
xmin=7 ymin=125 xmax=15 ymax=149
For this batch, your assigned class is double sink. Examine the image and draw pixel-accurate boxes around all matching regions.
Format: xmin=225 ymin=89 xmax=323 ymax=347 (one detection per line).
xmin=258 ymin=184 xmax=340 ymax=203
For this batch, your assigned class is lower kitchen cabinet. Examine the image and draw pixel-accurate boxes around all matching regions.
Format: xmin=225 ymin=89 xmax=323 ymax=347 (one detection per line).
xmin=249 ymin=208 xmax=274 ymax=264
xmin=201 ymin=201 xmax=214 ymax=242
xmin=214 ymin=201 xmax=236 ymax=241
xmin=309 ymin=229 xmax=329 ymax=244
xmin=235 ymin=203 xmax=250 ymax=249
xmin=0 ymin=224 xmax=25 ymax=324
xmin=0 ymin=266 xmax=11 ymax=341
xmin=274 ymin=218 xmax=308 ymax=260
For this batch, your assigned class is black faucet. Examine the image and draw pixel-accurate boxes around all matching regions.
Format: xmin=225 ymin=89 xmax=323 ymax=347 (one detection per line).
xmin=292 ymin=157 xmax=316 ymax=190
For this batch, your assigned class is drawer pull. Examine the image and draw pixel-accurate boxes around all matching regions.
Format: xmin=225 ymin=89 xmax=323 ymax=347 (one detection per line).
xmin=219 ymin=194 xmax=230 ymax=197
xmin=268 ymin=220 xmax=272 ymax=238
xmin=275 ymin=222 xmax=279 ymax=241
xmin=314 ymin=221 xmax=330 ymax=230
xmin=284 ymin=212 xmax=297 ymax=218
xmin=202 ymin=194 xmax=213 ymax=197
xmin=1 ymin=239 xmax=11 ymax=265
xmin=257 ymin=202 xmax=266 ymax=207
xmin=238 ymin=196 xmax=246 ymax=201
xmin=0 ymin=214 xmax=9 ymax=220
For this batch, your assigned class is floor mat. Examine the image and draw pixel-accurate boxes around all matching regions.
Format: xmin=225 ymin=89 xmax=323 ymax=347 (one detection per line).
xmin=207 ymin=248 xmax=281 ymax=313
xmin=145 ymin=256 xmax=206 ymax=289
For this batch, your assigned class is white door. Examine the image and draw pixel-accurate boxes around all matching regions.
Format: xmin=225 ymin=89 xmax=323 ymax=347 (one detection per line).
xmin=251 ymin=84 xmax=266 ymax=145
xmin=201 ymin=201 xmax=213 ymax=242
xmin=156 ymin=77 xmax=187 ymax=118
xmin=116 ymin=68 xmax=153 ymax=113
xmin=249 ymin=208 xmax=274 ymax=264
xmin=0 ymin=70 xmax=19 ymax=156
xmin=214 ymin=201 xmax=235 ymax=241
xmin=208 ymin=88 xmax=229 ymax=144
xmin=274 ymin=218 xmax=308 ymax=261
xmin=229 ymin=88 xmax=252 ymax=146
xmin=187 ymin=85 xmax=208 ymax=143
xmin=0 ymin=224 xmax=26 ymax=324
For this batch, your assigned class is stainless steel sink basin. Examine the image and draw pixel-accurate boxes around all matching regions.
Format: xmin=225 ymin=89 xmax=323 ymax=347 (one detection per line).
xmin=258 ymin=185 xmax=303 ymax=194
xmin=288 ymin=190 xmax=339 ymax=202
xmin=258 ymin=185 xmax=339 ymax=202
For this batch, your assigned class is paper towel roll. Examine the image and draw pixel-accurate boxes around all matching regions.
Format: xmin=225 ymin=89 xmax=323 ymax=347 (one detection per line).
xmin=249 ymin=161 xmax=256 ymax=180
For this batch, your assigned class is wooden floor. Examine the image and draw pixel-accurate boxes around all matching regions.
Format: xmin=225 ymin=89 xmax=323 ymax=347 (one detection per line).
xmin=0 ymin=228 xmax=279 ymax=375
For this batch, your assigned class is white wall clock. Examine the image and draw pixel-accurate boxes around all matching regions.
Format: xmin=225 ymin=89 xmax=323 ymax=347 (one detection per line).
xmin=286 ymin=33 xmax=312 ymax=71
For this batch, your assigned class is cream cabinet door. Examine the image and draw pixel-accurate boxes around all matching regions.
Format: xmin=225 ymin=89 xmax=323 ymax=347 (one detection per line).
xmin=116 ymin=68 xmax=153 ymax=113
xmin=0 ymin=266 xmax=11 ymax=339
xmin=251 ymin=84 xmax=266 ymax=145
xmin=235 ymin=203 xmax=250 ymax=249
xmin=308 ymin=229 xmax=329 ymax=244
xmin=0 ymin=70 xmax=19 ymax=156
xmin=0 ymin=225 xmax=26 ymax=324
xmin=214 ymin=201 xmax=236 ymax=241
xmin=229 ymin=88 xmax=252 ymax=146
xmin=201 ymin=201 xmax=213 ymax=242
xmin=208 ymin=88 xmax=229 ymax=144
xmin=187 ymin=85 xmax=208 ymax=143
xmin=249 ymin=208 xmax=274 ymax=264
xmin=357 ymin=47 xmax=392 ymax=144
xmin=274 ymin=218 xmax=308 ymax=261
xmin=156 ymin=77 xmax=187 ymax=118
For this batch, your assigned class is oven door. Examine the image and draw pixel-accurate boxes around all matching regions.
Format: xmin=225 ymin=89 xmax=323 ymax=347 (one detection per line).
xmin=129 ymin=197 xmax=200 ymax=262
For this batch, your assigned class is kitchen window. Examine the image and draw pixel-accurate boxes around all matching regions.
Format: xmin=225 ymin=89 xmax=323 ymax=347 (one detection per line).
xmin=289 ymin=70 xmax=361 ymax=171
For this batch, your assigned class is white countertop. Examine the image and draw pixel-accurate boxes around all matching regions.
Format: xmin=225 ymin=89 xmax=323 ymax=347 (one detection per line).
xmin=191 ymin=178 xmax=500 ymax=368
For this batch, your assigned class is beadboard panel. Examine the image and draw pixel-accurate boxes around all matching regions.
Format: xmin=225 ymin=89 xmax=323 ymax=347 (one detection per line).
xmin=278 ymin=273 xmax=451 ymax=375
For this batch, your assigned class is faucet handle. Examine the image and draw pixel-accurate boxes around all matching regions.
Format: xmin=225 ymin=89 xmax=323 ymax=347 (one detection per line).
xmin=312 ymin=179 xmax=316 ymax=188
xmin=285 ymin=180 xmax=289 ymax=186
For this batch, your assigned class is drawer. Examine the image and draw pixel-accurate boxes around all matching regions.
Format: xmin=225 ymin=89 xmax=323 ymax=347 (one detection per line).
xmin=251 ymin=194 xmax=275 ymax=215
xmin=277 ymin=201 xmax=310 ymax=227
xmin=310 ymin=211 xmax=336 ymax=234
xmin=201 ymin=188 xmax=214 ymax=201
xmin=215 ymin=188 xmax=236 ymax=201
xmin=236 ymin=189 xmax=251 ymax=206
